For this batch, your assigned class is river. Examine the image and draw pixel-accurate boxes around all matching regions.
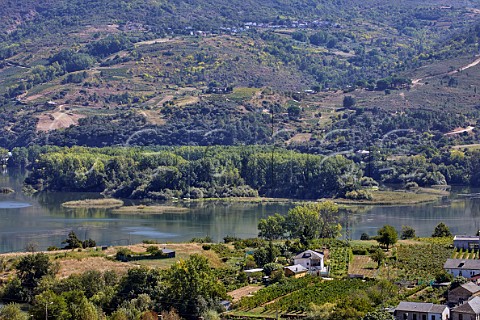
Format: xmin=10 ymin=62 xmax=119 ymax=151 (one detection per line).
xmin=0 ymin=169 xmax=479 ymax=253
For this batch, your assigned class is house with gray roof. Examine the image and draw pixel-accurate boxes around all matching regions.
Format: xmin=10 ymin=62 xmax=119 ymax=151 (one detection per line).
xmin=394 ymin=302 xmax=449 ymax=320
xmin=451 ymin=296 xmax=480 ymax=320
xmin=454 ymin=235 xmax=480 ymax=251
xmin=448 ymin=282 xmax=480 ymax=305
xmin=444 ymin=259 xmax=480 ymax=278
xmin=284 ymin=264 xmax=308 ymax=278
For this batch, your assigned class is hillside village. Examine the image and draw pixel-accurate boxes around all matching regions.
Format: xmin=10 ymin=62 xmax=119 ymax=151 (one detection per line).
xmin=391 ymin=235 xmax=480 ymax=320
xmin=221 ymin=231 xmax=480 ymax=319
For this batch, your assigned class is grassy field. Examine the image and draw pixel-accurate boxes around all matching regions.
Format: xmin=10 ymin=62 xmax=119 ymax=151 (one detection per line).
xmin=0 ymin=242 xmax=225 ymax=281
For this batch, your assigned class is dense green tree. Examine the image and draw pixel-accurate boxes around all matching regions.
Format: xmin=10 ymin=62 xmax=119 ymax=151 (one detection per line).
xmin=284 ymin=201 xmax=342 ymax=240
xmin=432 ymin=222 xmax=452 ymax=237
xmin=401 ymin=225 xmax=416 ymax=240
xmin=258 ymin=213 xmax=285 ymax=240
xmin=291 ymin=31 xmax=308 ymax=42
xmin=253 ymin=242 xmax=280 ymax=267
xmin=370 ymin=248 xmax=386 ymax=268
xmin=435 ymin=271 xmax=453 ymax=283
xmin=0 ymin=303 xmax=29 ymax=320
xmin=450 ymin=276 xmax=469 ymax=289
xmin=287 ymin=105 xmax=301 ymax=119
xmin=114 ymin=267 xmax=163 ymax=306
xmin=31 ymin=290 xmax=69 ymax=320
xmin=376 ymin=225 xmax=398 ymax=250
xmin=16 ymin=253 xmax=54 ymax=297
xmin=62 ymin=231 xmax=83 ymax=249
xmin=343 ymin=96 xmax=356 ymax=108
xmin=163 ymin=254 xmax=226 ymax=317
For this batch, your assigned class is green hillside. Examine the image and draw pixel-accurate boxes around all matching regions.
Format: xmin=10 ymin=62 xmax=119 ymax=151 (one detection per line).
xmin=0 ymin=0 xmax=479 ymax=152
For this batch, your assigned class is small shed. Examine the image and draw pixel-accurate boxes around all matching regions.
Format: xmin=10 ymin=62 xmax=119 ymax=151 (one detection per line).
xmin=244 ymin=268 xmax=264 ymax=275
xmin=284 ymin=264 xmax=308 ymax=278
xmin=162 ymin=249 xmax=176 ymax=258
xmin=220 ymin=300 xmax=231 ymax=311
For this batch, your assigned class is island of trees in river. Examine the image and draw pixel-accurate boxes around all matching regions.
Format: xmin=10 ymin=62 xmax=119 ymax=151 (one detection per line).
xmin=4 ymin=145 xmax=480 ymax=202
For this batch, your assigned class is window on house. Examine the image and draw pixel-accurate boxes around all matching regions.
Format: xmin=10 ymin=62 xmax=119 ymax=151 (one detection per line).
xmin=431 ymin=315 xmax=435 ymax=320
xmin=403 ymin=313 xmax=408 ymax=320
xmin=459 ymin=313 xmax=463 ymax=320
xmin=422 ymin=314 xmax=426 ymax=320
xmin=413 ymin=313 xmax=417 ymax=320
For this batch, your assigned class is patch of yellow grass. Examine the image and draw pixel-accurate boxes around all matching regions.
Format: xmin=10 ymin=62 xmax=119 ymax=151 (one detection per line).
xmin=62 ymin=199 xmax=124 ymax=208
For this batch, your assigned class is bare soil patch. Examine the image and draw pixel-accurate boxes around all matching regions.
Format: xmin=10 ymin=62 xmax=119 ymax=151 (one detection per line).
xmin=36 ymin=106 xmax=85 ymax=132
xmin=135 ymin=38 xmax=180 ymax=46
xmin=288 ymin=133 xmax=312 ymax=144
xmin=348 ymin=255 xmax=378 ymax=278
xmin=228 ymin=285 xmax=264 ymax=302
xmin=139 ymin=110 xmax=166 ymax=125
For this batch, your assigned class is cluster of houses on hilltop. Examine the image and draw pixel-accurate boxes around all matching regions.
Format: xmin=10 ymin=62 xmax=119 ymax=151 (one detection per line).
xmin=394 ymin=235 xmax=480 ymax=320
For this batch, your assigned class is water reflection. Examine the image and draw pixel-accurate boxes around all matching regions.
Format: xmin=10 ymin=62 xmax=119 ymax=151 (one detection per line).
xmin=0 ymin=201 xmax=32 ymax=209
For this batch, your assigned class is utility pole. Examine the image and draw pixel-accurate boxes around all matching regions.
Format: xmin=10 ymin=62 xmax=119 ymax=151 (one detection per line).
xmin=45 ymin=301 xmax=52 ymax=320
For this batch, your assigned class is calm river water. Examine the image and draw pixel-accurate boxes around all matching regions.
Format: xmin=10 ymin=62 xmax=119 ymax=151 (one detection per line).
xmin=0 ymin=169 xmax=479 ymax=253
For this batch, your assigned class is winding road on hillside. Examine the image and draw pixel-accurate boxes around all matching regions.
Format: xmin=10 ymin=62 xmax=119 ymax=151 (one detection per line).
xmin=412 ymin=55 xmax=480 ymax=85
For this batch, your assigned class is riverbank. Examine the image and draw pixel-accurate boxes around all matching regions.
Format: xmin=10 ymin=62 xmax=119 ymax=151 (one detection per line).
xmin=112 ymin=205 xmax=189 ymax=214
xmin=187 ymin=197 xmax=295 ymax=203
xmin=180 ymin=188 xmax=447 ymax=206
xmin=62 ymin=199 xmax=124 ymax=208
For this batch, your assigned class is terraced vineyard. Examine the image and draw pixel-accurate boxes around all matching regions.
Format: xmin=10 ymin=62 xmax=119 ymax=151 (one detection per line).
xmin=452 ymin=249 xmax=479 ymax=259
xmin=396 ymin=244 xmax=453 ymax=281
xmin=264 ymin=279 xmax=375 ymax=312
xmin=327 ymin=246 xmax=353 ymax=277
xmin=238 ymin=276 xmax=323 ymax=309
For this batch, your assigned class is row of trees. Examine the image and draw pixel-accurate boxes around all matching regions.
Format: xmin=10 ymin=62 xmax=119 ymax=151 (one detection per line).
xmin=18 ymin=146 xmax=363 ymax=200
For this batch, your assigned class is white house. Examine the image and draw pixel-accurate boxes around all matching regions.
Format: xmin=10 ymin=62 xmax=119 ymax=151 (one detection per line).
xmin=293 ymin=250 xmax=327 ymax=275
xmin=394 ymin=302 xmax=450 ymax=320
xmin=444 ymin=259 xmax=480 ymax=278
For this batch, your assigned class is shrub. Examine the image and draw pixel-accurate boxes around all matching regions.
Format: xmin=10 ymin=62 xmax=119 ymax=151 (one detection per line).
xmin=223 ymin=235 xmax=241 ymax=243
xmin=360 ymin=233 xmax=371 ymax=240
xmin=116 ymin=248 xmax=133 ymax=261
